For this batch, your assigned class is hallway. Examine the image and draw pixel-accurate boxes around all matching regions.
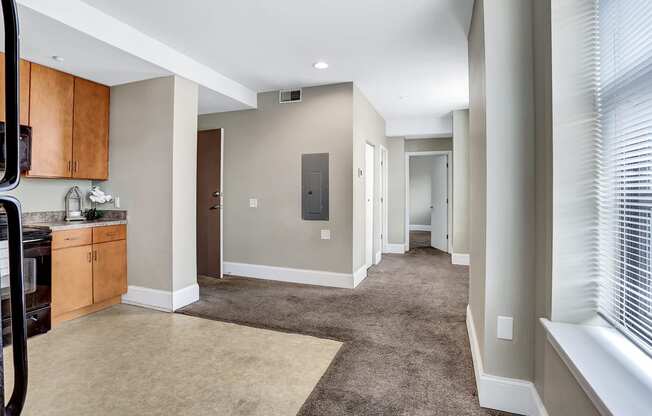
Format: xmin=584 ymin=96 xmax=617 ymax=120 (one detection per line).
xmin=179 ymin=248 xmax=508 ymax=415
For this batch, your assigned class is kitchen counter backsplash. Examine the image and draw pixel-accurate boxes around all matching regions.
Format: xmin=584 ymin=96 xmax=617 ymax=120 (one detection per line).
xmin=22 ymin=210 xmax=127 ymax=225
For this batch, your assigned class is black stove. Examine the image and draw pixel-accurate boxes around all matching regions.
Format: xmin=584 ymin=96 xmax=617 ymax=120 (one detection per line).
xmin=0 ymin=216 xmax=52 ymax=345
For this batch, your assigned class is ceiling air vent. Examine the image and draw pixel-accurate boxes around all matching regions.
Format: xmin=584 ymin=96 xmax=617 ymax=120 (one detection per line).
xmin=279 ymin=89 xmax=302 ymax=104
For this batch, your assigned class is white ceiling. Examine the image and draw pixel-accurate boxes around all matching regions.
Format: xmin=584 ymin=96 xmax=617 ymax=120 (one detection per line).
xmin=78 ymin=0 xmax=473 ymax=122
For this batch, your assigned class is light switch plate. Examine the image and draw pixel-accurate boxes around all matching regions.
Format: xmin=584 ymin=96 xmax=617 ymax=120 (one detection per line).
xmin=249 ymin=198 xmax=258 ymax=208
xmin=497 ymin=316 xmax=514 ymax=340
xmin=115 ymin=196 xmax=121 ymax=208
xmin=321 ymin=229 xmax=331 ymax=240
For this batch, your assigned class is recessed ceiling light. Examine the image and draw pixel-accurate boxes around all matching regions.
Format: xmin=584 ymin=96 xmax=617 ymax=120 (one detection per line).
xmin=51 ymin=55 xmax=64 ymax=62
xmin=313 ymin=61 xmax=329 ymax=70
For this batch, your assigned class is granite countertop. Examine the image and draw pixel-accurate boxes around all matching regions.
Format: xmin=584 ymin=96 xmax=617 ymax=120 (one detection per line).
xmin=23 ymin=210 xmax=127 ymax=232
xmin=31 ymin=218 xmax=128 ymax=231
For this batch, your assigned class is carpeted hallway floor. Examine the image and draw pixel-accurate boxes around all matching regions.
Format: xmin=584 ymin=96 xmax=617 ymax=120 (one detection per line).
xmin=178 ymin=246 xmax=509 ymax=415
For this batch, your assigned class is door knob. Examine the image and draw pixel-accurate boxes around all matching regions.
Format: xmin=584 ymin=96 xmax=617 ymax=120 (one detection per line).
xmin=209 ymin=204 xmax=222 ymax=210
xmin=212 ymin=191 xmax=222 ymax=197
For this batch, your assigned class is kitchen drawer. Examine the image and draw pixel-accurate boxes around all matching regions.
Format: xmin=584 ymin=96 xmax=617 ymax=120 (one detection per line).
xmin=93 ymin=224 xmax=126 ymax=244
xmin=52 ymin=228 xmax=92 ymax=250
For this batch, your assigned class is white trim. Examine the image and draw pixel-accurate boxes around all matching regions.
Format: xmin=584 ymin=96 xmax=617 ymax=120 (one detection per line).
xmin=374 ymin=251 xmax=382 ymax=265
xmin=541 ymin=319 xmax=652 ymax=416
xmin=383 ymin=243 xmax=406 ymax=254
xmin=122 ymin=284 xmax=200 ymax=312
xmin=380 ymin=145 xmax=389 ymax=268
xmin=219 ymin=129 xmax=224 ymax=278
xmin=467 ymin=305 xmax=548 ymax=416
xmin=452 ymin=253 xmax=470 ymax=266
xmin=405 ymin=150 xmax=453 ymax=253
xmin=353 ymin=266 xmax=368 ymax=288
xmin=172 ymin=284 xmax=200 ymax=311
xmin=409 ymin=224 xmax=432 ymax=231
xmin=223 ymin=261 xmax=358 ymax=289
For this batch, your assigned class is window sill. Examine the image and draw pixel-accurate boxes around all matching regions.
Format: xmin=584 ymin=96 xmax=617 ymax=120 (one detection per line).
xmin=541 ymin=318 xmax=652 ymax=416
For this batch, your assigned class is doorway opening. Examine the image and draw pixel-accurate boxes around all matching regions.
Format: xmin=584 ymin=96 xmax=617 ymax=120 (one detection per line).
xmin=197 ymin=129 xmax=223 ymax=278
xmin=404 ymin=151 xmax=452 ymax=252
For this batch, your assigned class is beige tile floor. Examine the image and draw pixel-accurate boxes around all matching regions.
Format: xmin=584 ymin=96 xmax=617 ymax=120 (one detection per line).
xmin=4 ymin=305 xmax=341 ymax=416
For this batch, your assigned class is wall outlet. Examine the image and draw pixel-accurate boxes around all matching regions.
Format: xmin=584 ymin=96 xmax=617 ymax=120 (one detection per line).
xmin=114 ymin=196 xmax=121 ymax=208
xmin=321 ymin=229 xmax=331 ymax=240
xmin=249 ymin=198 xmax=258 ymax=208
xmin=497 ymin=316 xmax=514 ymax=340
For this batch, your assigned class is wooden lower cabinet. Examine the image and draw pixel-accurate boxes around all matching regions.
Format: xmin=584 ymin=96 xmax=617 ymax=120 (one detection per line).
xmin=51 ymin=245 xmax=93 ymax=318
xmin=93 ymin=240 xmax=127 ymax=303
xmin=51 ymin=225 xmax=127 ymax=325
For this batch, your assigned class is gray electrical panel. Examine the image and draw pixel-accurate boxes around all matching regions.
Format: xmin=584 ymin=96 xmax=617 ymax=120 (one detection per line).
xmin=301 ymin=153 xmax=329 ymax=221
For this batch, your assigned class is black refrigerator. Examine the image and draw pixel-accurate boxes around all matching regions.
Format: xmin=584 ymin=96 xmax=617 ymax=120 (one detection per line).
xmin=0 ymin=0 xmax=29 ymax=414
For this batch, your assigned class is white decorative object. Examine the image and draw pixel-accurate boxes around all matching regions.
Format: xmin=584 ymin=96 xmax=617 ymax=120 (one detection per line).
xmin=88 ymin=186 xmax=113 ymax=205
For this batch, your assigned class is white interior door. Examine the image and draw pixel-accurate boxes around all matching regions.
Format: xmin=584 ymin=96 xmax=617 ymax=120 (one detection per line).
xmin=430 ymin=155 xmax=448 ymax=251
xmin=365 ymin=143 xmax=375 ymax=268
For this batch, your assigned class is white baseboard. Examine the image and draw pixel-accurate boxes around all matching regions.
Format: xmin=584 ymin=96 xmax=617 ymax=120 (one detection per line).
xmin=374 ymin=251 xmax=382 ymax=265
xmin=409 ymin=224 xmax=432 ymax=231
xmin=122 ymin=283 xmax=200 ymax=312
xmin=353 ymin=266 xmax=367 ymax=288
xmin=172 ymin=283 xmax=200 ymax=311
xmin=383 ymin=243 xmax=405 ymax=254
xmin=223 ymin=261 xmax=357 ymax=289
xmin=466 ymin=305 xmax=548 ymax=416
xmin=452 ymin=253 xmax=470 ymax=266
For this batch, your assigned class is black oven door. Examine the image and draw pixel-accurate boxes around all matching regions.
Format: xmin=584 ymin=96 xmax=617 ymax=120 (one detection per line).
xmin=1 ymin=236 xmax=51 ymax=345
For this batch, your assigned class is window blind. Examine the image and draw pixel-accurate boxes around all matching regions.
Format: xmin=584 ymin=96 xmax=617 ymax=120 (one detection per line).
xmin=597 ymin=0 xmax=652 ymax=356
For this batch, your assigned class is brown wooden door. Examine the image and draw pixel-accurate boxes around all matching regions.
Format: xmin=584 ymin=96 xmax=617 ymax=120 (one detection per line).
xmin=27 ymin=63 xmax=74 ymax=178
xmin=73 ymin=77 xmax=110 ymax=180
xmin=197 ymin=129 xmax=222 ymax=278
xmin=0 ymin=53 xmax=31 ymax=125
xmin=92 ymin=240 xmax=127 ymax=303
xmin=52 ymin=245 xmax=93 ymax=318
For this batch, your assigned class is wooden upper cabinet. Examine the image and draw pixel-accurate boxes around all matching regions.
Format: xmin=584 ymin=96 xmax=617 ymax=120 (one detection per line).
xmin=27 ymin=63 xmax=74 ymax=178
xmin=0 ymin=53 xmax=31 ymax=125
xmin=73 ymin=78 xmax=109 ymax=180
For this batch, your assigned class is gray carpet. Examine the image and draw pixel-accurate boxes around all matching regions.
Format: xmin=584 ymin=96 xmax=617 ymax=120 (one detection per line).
xmin=178 ymin=246 xmax=509 ymax=415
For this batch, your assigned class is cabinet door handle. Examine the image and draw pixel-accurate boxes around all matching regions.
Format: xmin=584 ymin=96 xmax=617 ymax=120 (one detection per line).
xmin=74 ymin=161 xmax=78 ymax=173
xmin=64 ymin=237 xmax=79 ymax=241
xmin=87 ymin=251 xmax=92 ymax=263
xmin=93 ymin=250 xmax=97 ymax=261
xmin=68 ymin=160 xmax=72 ymax=172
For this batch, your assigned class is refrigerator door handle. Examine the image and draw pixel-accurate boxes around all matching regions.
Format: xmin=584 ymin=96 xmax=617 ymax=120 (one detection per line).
xmin=1 ymin=196 xmax=28 ymax=416
xmin=0 ymin=0 xmax=21 ymax=192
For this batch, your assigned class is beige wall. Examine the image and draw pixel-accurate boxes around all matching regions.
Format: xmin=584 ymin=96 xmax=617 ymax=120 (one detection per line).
xmin=468 ymin=0 xmax=487 ymax=359
xmin=387 ymin=138 xmax=406 ymax=245
xmin=102 ymin=76 xmax=198 ymax=294
xmin=452 ymin=109 xmax=470 ymax=254
xmin=532 ymin=0 xmax=554 ymax=399
xmin=103 ymin=77 xmax=174 ymax=291
xmin=482 ymin=0 xmax=536 ymax=381
xmin=8 ymin=178 xmax=93 ymax=213
xmin=353 ymin=85 xmax=388 ymax=270
xmin=198 ymin=83 xmax=354 ymax=274
xmin=405 ymin=138 xmax=452 ymax=152
xmin=542 ymin=341 xmax=600 ymax=416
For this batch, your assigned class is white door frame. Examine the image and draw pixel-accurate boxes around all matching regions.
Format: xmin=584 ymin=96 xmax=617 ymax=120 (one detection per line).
xmin=379 ymin=145 xmax=389 ymax=260
xmin=365 ymin=142 xmax=375 ymax=269
xmin=405 ymin=151 xmax=452 ymax=253
xmin=219 ymin=129 xmax=224 ymax=278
